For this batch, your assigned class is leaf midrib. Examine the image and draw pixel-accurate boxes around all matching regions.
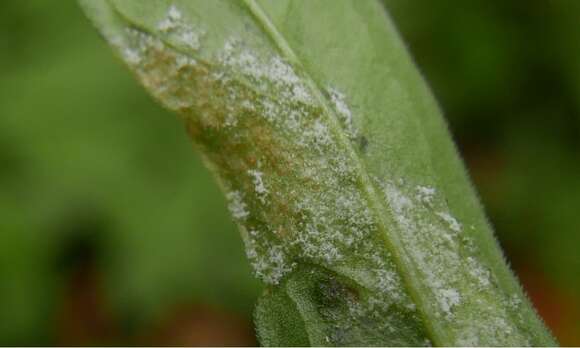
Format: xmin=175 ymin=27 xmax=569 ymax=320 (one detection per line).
xmin=238 ymin=0 xmax=445 ymax=345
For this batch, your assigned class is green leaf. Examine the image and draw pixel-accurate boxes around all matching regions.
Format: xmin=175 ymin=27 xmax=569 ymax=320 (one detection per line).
xmin=78 ymin=0 xmax=556 ymax=346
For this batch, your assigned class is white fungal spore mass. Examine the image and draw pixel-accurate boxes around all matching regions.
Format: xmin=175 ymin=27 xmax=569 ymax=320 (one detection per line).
xmin=226 ymin=190 xmax=249 ymax=220
xmin=157 ymin=4 xmax=204 ymax=50
xmin=379 ymin=177 xmax=527 ymax=343
xmin=248 ymin=169 xmax=268 ymax=203
xmin=416 ymin=185 xmax=436 ymax=205
xmin=436 ymin=211 xmax=462 ymax=233
xmin=329 ymin=87 xmax=356 ymax=138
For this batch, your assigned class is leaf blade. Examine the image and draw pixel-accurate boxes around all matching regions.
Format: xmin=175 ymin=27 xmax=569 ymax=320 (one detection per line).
xmin=79 ymin=0 xmax=556 ymax=346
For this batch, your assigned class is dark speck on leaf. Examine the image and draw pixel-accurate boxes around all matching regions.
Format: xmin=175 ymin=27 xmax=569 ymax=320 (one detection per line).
xmin=358 ymin=135 xmax=368 ymax=153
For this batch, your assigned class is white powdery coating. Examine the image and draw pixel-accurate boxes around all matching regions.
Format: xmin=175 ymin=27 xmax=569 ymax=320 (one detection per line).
xmin=508 ymin=294 xmax=523 ymax=310
xmin=416 ymin=185 xmax=436 ymax=205
xmin=112 ymin=25 xmax=530 ymax=344
xmin=244 ymin=232 xmax=258 ymax=258
xmin=382 ymin=179 xmax=468 ymax=318
xmin=382 ymin=179 xmax=466 ymax=318
xmin=212 ymin=42 xmax=418 ymax=322
xmin=248 ymin=169 xmax=268 ymax=203
xmin=380 ymin=178 xmax=528 ymax=344
xmin=219 ymin=40 xmax=314 ymax=105
xmin=438 ymin=288 xmax=461 ymax=317
xmin=303 ymin=119 xmax=332 ymax=147
xmin=455 ymin=312 xmax=530 ymax=347
xmin=384 ymin=181 xmax=414 ymax=231
xmin=109 ymin=35 xmax=144 ymax=67
xmin=212 ymin=40 xmax=394 ymax=290
xmin=250 ymin=242 xmax=294 ymax=284
xmin=157 ymin=4 xmax=204 ymax=50
xmin=436 ymin=211 xmax=462 ymax=233
xmin=467 ymin=256 xmax=491 ymax=288
xmin=329 ymin=87 xmax=356 ymax=137
xmin=123 ymin=47 xmax=142 ymax=65
xmin=158 ymin=5 xmax=180 ymax=31
xmin=168 ymin=5 xmax=182 ymax=21
xmin=226 ymin=190 xmax=249 ymax=220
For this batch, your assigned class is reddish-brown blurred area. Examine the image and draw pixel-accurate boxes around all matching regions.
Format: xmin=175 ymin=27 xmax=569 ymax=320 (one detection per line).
xmin=1 ymin=0 xmax=579 ymax=345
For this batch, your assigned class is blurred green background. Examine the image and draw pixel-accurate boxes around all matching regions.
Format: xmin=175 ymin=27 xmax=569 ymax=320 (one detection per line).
xmin=0 ymin=1 xmax=578 ymax=346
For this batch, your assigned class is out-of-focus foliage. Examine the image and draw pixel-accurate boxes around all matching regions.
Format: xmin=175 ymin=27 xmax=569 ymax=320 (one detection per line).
xmin=0 ymin=1 xmax=259 ymax=345
xmin=0 ymin=0 xmax=578 ymax=346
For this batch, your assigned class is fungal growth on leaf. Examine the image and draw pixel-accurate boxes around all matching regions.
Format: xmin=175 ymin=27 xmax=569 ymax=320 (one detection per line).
xmin=79 ymin=0 xmax=556 ymax=346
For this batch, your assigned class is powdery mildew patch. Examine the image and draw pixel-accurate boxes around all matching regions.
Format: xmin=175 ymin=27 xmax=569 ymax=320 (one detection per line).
xmin=328 ymin=87 xmax=356 ymax=138
xmin=102 ymin=3 xmax=536 ymax=345
xmin=157 ymin=5 xmax=204 ymax=50
xmin=226 ymin=190 xmax=249 ymax=220
xmin=378 ymin=178 xmax=530 ymax=345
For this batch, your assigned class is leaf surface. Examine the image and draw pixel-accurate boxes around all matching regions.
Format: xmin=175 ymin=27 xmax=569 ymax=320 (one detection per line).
xmin=79 ymin=0 xmax=556 ymax=346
